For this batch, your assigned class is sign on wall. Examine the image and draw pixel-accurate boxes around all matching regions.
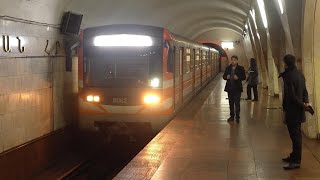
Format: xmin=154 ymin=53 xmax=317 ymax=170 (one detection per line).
xmin=1 ymin=35 xmax=63 ymax=56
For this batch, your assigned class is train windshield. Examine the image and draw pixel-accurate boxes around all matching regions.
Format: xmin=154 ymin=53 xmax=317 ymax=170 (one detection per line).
xmin=85 ymin=47 xmax=162 ymax=88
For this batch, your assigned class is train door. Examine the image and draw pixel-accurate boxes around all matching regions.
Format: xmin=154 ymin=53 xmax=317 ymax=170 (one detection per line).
xmin=179 ymin=48 xmax=184 ymax=106
xmin=215 ymin=53 xmax=218 ymax=75
xmin=210 ymin=51 xmax=215 ymax=78
xmin=205 ymin=51 xmax=208 ymax=82
xmin=213 ymin=53 xmax=216 ymax=75
xmin=172 ymin=46 xmax=176 ymax=111
xmin=218 ymin=54 xmax=222 ymax=72
xmin=174 ymin=47 xmax=183 ymax=109
xmin=216 ymin=53 xmax=219 ymax=74
xmin=210 ymin=53 xmax=212 ymax=77
xmin=206 ymin=51 xmax=209 ymax=81
xmin=200 ymin=50 xmax=203 ymax=87
xmin=192 ymin=49 xmax=195 ymax=95
xmin=209 ymin=51 xmax=212 ymax=78
xmin=213 ymin=53 xmax=215 ymax=75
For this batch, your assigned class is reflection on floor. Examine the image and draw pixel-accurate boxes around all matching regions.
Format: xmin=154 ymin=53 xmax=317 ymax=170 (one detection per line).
xmin=114 ymin=74 xmax=320 ymax=180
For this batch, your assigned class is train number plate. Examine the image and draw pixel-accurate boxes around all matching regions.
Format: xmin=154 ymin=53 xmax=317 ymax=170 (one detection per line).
xmin=112 ymin=97 xmax=128 ymax=104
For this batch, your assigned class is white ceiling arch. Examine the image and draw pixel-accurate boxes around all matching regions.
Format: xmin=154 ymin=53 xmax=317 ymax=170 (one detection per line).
xmin=149 ymin=0 xmax=248 ymax=22
xmin=172 ymin=16 xmax=245 ymax=36
xmin=0 ymin=0 xmax=252 ymax=41
xmin=191 ymin=25 xmax=243 ymax=39
xmin=167 ymin=12 xmax=245 ymax=32
xmin=184 ymin=21 xmax=243 ymax=38
xmin=194 ymin=28 xmax=241 ymax=42
xmin=65 ymin=0 xmax=251 ymax=40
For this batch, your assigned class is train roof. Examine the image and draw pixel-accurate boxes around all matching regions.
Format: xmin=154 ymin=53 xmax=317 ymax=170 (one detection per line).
xmin=169 ymin=31 xmax=216 ymax=51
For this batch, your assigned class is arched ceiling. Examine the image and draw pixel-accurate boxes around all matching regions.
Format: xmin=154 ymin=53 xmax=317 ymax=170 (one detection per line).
xmin=195 ymin=29 xmax=241 ymax=42
xmin=0 ymin=0 xmax=251 ymax=41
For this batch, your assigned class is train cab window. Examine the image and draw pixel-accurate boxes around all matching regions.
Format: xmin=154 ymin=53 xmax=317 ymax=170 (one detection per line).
xmin=184 ymin=48 xmax=191 ymax=74
xmin=195 ymin=49 xmax=200 ymax=69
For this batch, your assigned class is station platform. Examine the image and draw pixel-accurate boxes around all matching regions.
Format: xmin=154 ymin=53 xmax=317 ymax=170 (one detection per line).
xmin=114 ymin=74 xmax=320 ymax=180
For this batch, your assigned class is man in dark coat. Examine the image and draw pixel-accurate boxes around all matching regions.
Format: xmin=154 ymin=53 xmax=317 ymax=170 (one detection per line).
xmin=223 ymin=55 xmax=246 ymax=123
xmin=246 ymin=58 xmax=259 ymax=101
xmin=279 ymin=54 xmax=309 ymax=170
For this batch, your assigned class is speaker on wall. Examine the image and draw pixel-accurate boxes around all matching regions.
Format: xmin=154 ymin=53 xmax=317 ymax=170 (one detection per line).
xmin=61 ymin=11 xmax=83 ymax=35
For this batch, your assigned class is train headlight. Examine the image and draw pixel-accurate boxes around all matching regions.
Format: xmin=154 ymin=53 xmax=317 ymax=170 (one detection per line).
xmin=149 ymin=78 xmax=160 ymax=88
xmin=144 ymin=94 xmax=160 ymax=105
xmin=86 ymin=95 xmax=100 ymax=102
xmin=93 ymin=96 xmax=100 ymax=102
xmin=87 ymin=95 xmax=94 ymax=102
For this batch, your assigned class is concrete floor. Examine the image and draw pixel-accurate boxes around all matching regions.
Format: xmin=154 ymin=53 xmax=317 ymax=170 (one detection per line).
xmin=114 ymin=74 xmax=320 ymax=180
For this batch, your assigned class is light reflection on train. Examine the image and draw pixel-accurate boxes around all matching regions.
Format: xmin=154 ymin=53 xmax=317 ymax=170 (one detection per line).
xmin=77 ymin=24 xmax=220 ymax=132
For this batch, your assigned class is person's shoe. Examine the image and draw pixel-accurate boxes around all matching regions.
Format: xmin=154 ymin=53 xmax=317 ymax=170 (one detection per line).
xmin=252 ymin=99 xmax=258 ymax=101
xmin=227 ymin=117 xmax=234 ymax=121
xmin=282 ymin=156 xmax=291 ymax=163
xmin=283 ymin=163 xmax=300 ymax=170
xmin=236 ymin=118 xmax=240 ymax=123
xmin=245 ymin=98 xmax=252 ymax=100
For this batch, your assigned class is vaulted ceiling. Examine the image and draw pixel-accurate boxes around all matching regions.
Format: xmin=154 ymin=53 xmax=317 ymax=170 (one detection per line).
xmin=0 ymin=0 xmax=252 ymax=41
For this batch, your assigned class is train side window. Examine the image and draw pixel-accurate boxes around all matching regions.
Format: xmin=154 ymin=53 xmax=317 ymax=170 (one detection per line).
xmin=207 ymin=51 xmax=210 ymax=66
xmin=184 ymin=48 xmax=191 ymax=74
xmin=166 ymin=41 xmax=174 ymax=73
xmin=195 ymin=49 xmax=200 ymax=69
xmin=202 ymin=51 xmax=206 ymax=67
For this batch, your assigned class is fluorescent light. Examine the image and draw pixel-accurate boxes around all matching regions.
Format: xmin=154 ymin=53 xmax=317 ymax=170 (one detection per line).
xmin=257 ymin=32 xmax=261 ymax=40
xmin=277 ymin=0 xmax=284 ymax=14
xmin=250 ymin=9 xmax=255 ymax=19
xmin=245 ymin=24 xmax=248 ymax=29
xmin=94 ymin=34 xmax=153 ymax=47
xmin=250 ymin=9 xmax=258 ymax=30
xmin=221 ymin=42 xmax=234 ymax=49
xmin=257 ymin=0 xmax=268 ymax=28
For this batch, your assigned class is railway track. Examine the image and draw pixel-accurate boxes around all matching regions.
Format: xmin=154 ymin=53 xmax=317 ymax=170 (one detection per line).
xmin=58 ymin=160 xmax=93 ymax=180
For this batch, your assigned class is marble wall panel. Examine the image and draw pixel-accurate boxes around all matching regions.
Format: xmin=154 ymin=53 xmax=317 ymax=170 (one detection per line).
xmin=0 ymin=19 xmax=78 ymax=154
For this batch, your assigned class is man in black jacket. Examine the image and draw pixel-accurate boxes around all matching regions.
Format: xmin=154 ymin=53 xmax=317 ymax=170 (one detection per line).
xmin=223 ymin=55 xmax=246 ymax=123
xmin=246 ymin=58 xmax=259 ymax=101
xmin=279 ymin=54 xmax=309 ymax=170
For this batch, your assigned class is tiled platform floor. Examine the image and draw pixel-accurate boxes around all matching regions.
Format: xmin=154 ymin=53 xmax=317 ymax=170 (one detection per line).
xmin=114 ymin=74 xmax=320 ymax=180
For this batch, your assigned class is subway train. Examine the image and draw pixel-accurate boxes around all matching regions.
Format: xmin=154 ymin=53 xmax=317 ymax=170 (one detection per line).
xmin=77 ymin=24 xmax=220 ymax=132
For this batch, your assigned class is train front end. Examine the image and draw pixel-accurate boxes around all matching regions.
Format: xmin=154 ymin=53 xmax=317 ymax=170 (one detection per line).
xmin=78 ymin=25 xmax=173 ymax=131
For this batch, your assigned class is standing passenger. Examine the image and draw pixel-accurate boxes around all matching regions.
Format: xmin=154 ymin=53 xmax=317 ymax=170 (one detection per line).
xmin=245 ymin=58 xmax=259 ymax=101
xmin=223 ymin=55 xmax=246 ymax=123
xmin=279 ymin=54 xmax=309 ymax=170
